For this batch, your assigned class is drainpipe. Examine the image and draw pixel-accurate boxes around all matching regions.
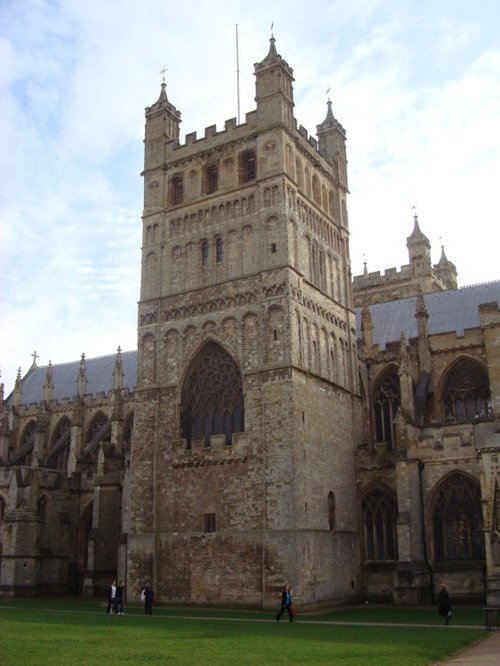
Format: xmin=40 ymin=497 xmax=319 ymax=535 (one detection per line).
xmin=418 ymin=459 xmax=434 ymax=602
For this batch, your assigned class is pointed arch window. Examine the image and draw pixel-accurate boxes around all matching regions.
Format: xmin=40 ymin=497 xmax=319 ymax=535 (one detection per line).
xmin=362 ymin=487 xmax=398 ymax=561
xmin=201 ymin=241 xmax=209 ymax=267
xmin=442 ymin=358 xmax=490 ymax=423
xmin=432 ymin=473 xmax=484 ymax=560
xmin=170 ymin=173 xmax=184 ymax=205
xmin=181 ymin=342 xmax=244 ymax=447
xmin=373 ymin=367 xmax=401 ymax=448
xmin=216 ymin=237 xmax=223 ymax=263
xmin=240 ymin=150 xmax=256 ymax=182
xmin=47 ymin=416 xmax=71 ymax=470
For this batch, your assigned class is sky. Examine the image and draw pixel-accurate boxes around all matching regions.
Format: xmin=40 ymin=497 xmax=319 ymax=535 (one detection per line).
xmin=1 ymin=0 xmax=499 ymax=394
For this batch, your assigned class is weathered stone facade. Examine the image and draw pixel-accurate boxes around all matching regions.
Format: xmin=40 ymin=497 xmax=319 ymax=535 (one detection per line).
xmin=1 ymin=38 xmax=499 ymax=608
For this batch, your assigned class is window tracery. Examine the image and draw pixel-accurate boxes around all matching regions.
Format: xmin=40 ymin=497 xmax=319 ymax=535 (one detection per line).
xmin=362 ymin=487 xmax=398 ymax=560
xmin=432 ymin=473 xmax=484 ymax=561
xmin=181 ymin=342 xmax=244 ymax=447
xmin=373 ymin=367 xmax=400 ymax=448
xmin=442 ymin=358 xmax=490 ymax=423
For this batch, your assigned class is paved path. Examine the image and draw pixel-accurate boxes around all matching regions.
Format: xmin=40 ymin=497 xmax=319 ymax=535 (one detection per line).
xmin=436 ymin=630 xmax=500 ymax=665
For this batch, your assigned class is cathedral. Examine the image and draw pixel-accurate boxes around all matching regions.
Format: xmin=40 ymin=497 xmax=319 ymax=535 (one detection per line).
xmin=1 ymin=38 xmax=499 ymax=609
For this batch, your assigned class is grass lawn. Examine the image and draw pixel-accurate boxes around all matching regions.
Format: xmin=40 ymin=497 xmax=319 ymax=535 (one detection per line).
xmin=0 ymin=600 xmax=486 ymax=665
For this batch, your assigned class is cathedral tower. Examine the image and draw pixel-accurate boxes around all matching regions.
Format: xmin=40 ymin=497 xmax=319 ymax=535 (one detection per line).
xmin=127 ymin=39 xmax=361 ymax=608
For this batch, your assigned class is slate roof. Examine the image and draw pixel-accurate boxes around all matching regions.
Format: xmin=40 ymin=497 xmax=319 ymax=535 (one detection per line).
xmin=355 ymin=281 xmax=500 ymax=349
xmin=7 ymin=351 xmax=137 ymax=407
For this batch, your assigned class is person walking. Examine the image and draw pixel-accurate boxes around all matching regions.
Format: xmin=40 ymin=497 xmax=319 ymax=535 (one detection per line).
xmin=106 ymin=580 xmax=117 ymax=615
xmin=275 ymin=584 xmax=294 ymax=622
xmin=438 ymin=585 xmax=452 ymax=625
xmin=143 ymin=585 xmax=154 ymax=615
xmin=116 ymin=580 xmax=125 ymax=615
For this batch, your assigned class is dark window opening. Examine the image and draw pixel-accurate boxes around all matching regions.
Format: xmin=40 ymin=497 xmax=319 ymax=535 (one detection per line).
xmin=202 ymin=242 xmax=208 ymax=267
xmin=271 ymin=243 xmax=277 ymax=253
xmin=206 ymin=164 xmax=218 ymax=194
xmin=241 ymin=150 xmax=256 ymax=182
xmin=171 ymin=174 xmax=184 ymax=205
xmin=204 ymin=513 xmax=216 ymax=533
xmin=216 ymin=238 xmax=223 ymax=263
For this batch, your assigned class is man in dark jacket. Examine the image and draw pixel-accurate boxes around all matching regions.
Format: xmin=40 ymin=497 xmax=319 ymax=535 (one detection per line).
xmin=438 ymin=585 xmax=452 ymax=625
xmin=143 ymin=585 xmax=154 ymax=615
xmin=275 ymin=584 xmax=294 ymax=622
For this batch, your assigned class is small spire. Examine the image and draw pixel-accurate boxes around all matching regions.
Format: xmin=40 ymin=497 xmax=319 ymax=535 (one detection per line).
xmin=43 ymin=361 xmax=54 ymax=404
xmin=113 ymin=346 xmax=124 ymax=392
xmin=363 ymin=253 xmax=368 ymax=277
xmin=438 ymin=244 xmax=449 ymax=265
xmin=76 ymin=353 xmax=87 ymax=399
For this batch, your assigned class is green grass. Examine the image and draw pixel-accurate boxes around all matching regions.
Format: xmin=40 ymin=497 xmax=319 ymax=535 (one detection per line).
xmin=0 ymin=600 xmax=487 ymax=665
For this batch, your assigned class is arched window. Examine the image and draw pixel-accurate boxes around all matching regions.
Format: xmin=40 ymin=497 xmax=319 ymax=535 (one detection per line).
xmin=201 ymin=241 xmax=209 ymax=267
xmin=85 ymin=413 xmax=111 ymax=464
xmin=181 ymin=342 xmax=244 ymax=447
xmin=47 ymin=416 xmax=71 ymax=470
xmin=373 ymin=367 xmax=401 ymax=448
xmin=442 ymin=358 xmax=490 ymax=423
xmin=206 ymin=164 xmax=218 ymax=194
xmin=327 ymin=491 xmax=336 ymax=531
xmin=432 ymin=473 xmax=484 ymax=561
xmin=15 ymin=421 xmax=35 ymax=466
xmin=37 ymin=496 xmax=47 ymax=521
xmin=170 ymin=174 xmax=184 ymax=205
xmin=216 ymin=238 xmax=223 ymax=263
xmin=241 ymin=150 xmax=256 ymax=182
xmin=362 ymin=487 xmax=398 ymax=561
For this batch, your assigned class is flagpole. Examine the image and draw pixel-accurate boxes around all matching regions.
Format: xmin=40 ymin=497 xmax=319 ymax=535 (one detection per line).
xmin=236 ymin=24 xmax=241 ymax=125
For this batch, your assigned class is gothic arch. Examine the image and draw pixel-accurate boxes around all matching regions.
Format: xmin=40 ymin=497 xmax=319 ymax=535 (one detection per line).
xmin=361 ymin=484 xmax=398 ymax=561
xmin=372 ymin=365 xmax=401 ymax=448
xmin=181 ymin=341 xmax=244 ymax=447
xmin=47 ymin=416 xmax=71 ymax=470
xmin=84 ymin=411 xmax=111 ymax=456
xmin=15 ymin=420 xmax=36 ymax=465
xmin=439 ymin=356 xmax=491 ymax=423
xmin=429 ymin=471 xmax=484 ymax=561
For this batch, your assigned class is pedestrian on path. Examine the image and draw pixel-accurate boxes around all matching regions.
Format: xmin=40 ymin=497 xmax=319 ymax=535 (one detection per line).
xmin=438 ymin=585 xmax=452 ymax=625
xmin=143 ymin=584 xmax=154 ymax=615
xmin=116 ymin=580 xmax=125 ymax=614
xmin=106 ymin=580 xmax=117 ymax=615
xmin=275 ymin=584 xmax=295 ymax=622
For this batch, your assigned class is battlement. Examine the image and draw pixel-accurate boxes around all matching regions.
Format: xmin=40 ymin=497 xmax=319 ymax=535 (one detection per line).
xmin=353 ymin=264 xmax=412 ymax=288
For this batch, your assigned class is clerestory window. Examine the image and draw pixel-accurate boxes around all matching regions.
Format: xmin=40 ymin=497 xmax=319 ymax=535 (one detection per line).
xmin=362 ymin=488 xmax=398 ymax=561
xmin=373 ymin=367 xmax=401 ymax=448
xmin=442 ymin=358 xmax=490 ymax=423
xmin=206 ymin=164 xmax=218 ymax=194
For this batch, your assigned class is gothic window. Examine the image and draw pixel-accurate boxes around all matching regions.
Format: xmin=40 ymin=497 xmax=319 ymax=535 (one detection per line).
xmin=181 ymin=341 xmax=244 ymax=447
xmin=170 ymin=174 xmax=184 ymax=205
xmin=216 ymin=237 xmax=223 ymax=263
xmin=373 ymin=367 xmax=401 ymax=448
xmin=362 ymin=487 xmax=398 ymax=561
xmin=442 ymin=358 xmax=491 ymax=423
xmin=201 ymin=241 xmax=209 ymax=267
xmin=327 ymin=491 xmax=336 ymax=531
xmin=85 ymin=412 xmax=111 ymax=452
xmin=240 ymin=150 xmax=256 ymax=182
xmin=206 ymin=164 xmax=218 ymax=194
xmin=432 ymin=473 xmax=484 ymax=561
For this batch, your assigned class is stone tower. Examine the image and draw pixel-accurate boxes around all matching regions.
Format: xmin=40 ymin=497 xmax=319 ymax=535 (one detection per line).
xmin=127 ymin=38 xmax=361 ymax=608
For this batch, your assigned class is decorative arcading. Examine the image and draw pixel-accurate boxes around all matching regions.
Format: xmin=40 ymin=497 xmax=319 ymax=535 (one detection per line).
xmin=169 ymin=194 xmax=256 ymax=237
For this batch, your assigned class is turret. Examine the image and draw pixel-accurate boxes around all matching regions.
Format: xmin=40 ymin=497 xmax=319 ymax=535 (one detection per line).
xmin=316 ymin=98 xmax=347 ymax=188
xmin=434 ymin=244 xmax=458 ymax=290
xmin=254 ymin=36 xmax=295 ymax=129
xmin=144 ymin=80 xmax=181 ymax=173
xmin=407 ymin=213 xmax=432 ymax=277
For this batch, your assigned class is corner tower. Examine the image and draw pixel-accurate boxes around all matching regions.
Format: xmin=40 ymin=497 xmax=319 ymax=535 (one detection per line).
xmin=128 ymin=39 xmax=361 ymax=610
